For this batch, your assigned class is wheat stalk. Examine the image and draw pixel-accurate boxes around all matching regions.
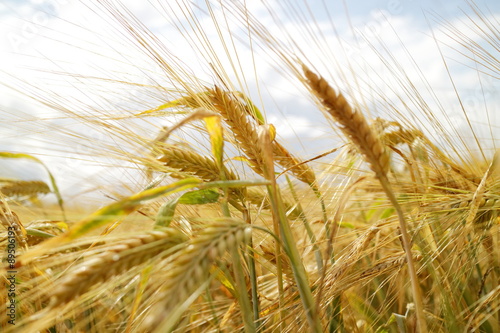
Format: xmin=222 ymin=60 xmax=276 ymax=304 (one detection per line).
xmin=257 ymin=124 xmax=322 ymax=332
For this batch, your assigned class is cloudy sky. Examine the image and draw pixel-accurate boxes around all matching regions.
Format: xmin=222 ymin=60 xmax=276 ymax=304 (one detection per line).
xmin=0 ymin=0 xmax=498 ymax=204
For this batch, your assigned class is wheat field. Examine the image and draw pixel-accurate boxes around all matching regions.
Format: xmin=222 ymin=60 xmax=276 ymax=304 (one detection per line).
xmin=1 ymin=1 xmax=499 ymax=332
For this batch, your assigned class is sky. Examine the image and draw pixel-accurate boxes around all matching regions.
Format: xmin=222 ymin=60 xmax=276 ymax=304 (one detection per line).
xmin=0 ymin=0 xmax=498 ymax=205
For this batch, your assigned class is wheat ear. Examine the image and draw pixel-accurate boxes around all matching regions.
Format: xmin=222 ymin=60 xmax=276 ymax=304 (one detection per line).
xmin=157 ymin=144 xmax=238 ymax=182
xmin=173 ymin=87 xmax=318 ymax=186
xmin=48 ymin=229 xmax=186 ymax=307
xmin=302 ymin=64 xmax=428 ymax=333
xmin=165 ymin=88 xmax=265 ymax=175
xmin=143 ymin=220 xmax=252 ymax=332
xmin=316 ymin=225 xmax=379 ymax=310
xmin=272 ymin=141 xmax=317 ymax=186
xmin=0 ymin=180 xmax=50 ymax=198
xmin=156 ymin=144 xmax=246 ymax=201
xmin=213 ymin=88 xmax=317 ymax=186
xmin=301 ymin=65 xmax=390 ymax=178
xmin=206 ymin=87 xmax=317 ymax=186
xmin=208 ymin=86 xmax=266 ymax=175
xmin=0 ymin=201 xmax=28 ymax=250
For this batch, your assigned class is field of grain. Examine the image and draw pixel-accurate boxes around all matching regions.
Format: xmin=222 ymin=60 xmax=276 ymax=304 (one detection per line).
xmin=1 ymin=1 xmax=499 ymax=332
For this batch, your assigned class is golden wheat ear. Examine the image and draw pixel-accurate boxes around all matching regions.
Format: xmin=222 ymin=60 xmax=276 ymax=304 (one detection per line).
xmin=301 ymin=64 xmax=390 ymax=178
xmin=155 ymin=144 xmax=237 ymax=182
xmin=143 ymin=220 xmax=252 ymax=332
xmin=48 ymin=229 xmax=186 ymax=308
xmin=0 ymin=180 xmax=50 ymax=199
